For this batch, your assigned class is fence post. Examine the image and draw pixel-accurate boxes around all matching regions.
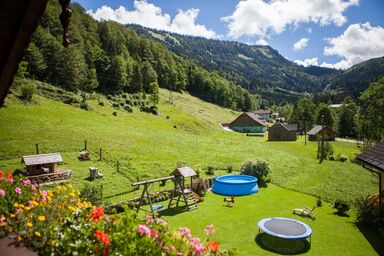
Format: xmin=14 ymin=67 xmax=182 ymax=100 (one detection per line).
xmin=99 ymin=148 xmax=102 ymax=161
xmin=84 ymin=140 xmax=87 ymax=150
xmin=117 ymin=160 xmax=120 ymax=172
xmin=36 ymin=144 xmax=39 ymax=155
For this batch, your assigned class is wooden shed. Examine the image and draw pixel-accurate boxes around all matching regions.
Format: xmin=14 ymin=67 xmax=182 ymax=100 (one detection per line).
xmin=229 ymin=112 xmax=267 ymax=133
xmin=356 ymin=142 xmax=384 ymax=206
xmin=268 ymin=122 xmax=297 ymax=141
xmin=307 ymin=125 xmax=336 ymax=141
xmin=22 ymin=153 xmax=63 ymax=176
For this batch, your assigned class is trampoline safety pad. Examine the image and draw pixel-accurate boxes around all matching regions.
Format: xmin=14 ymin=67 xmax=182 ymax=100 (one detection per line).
xmin=258 ymin=217 xmax=312 ymax=240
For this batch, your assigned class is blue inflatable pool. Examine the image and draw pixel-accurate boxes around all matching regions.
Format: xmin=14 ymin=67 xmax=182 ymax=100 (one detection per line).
xmin=212 ymin=175 xmax=258 ymax=196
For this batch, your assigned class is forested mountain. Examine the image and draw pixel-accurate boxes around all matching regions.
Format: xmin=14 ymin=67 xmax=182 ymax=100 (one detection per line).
xmin=23 ymin=1 xmax=257 ymax=111
xmin=326 ymin=57 xmax=384 ymax=98
xmin=129 ymin=25 xmax=341 ymax=102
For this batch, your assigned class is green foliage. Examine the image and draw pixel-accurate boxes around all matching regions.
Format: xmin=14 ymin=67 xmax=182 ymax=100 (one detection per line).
xmin=206 ymin=165 xmax=216 ymax=176
xmin=355 ymin=197 xmax=384 ymax=231
xmin=25 ymin=1 xmax=256 ymax=111
xmin=20 ymin=82 xmax=37 ymax=103
xmin=191 ymin=178 xmax=208 ymax=197
xmin=337 ymin=97 xmax=358 ymax=138
xmin=316 ymin=103 xmax=335 ymax=127
xmin=149 ymin=82 xmax=160 ymax=106
xmin=290 ymin=98 xmax=316 ymax=133
xmin=80 ymin=184 xmax=103 ymax=206
xmin=227 ymin=165 xmax=233 ymax=173
xmin=333 ymin=199 xmax=350 ymax=215
xmin=357 ymin=76 xmax=384 ymax=143
xmin=317 ymin=197 xmax=322 ymax=207
xmin=317 ymin=141 xmax=334 ymax=160
xmin=240 ymin=159 xmax=271 ymax=186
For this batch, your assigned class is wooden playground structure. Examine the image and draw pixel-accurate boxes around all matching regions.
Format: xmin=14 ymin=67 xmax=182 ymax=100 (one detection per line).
xmin=132 ymin=167 xmax=199 ymax=217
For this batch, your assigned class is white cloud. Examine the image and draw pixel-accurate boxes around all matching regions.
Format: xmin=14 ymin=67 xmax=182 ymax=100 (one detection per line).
xmin=256 ymin=39 xmax=269 ymax=45
xmin=307 ymin=27 xmax=313 ymax=34
xmin=87 ymin=1 xmax=219 ymax=39
xmin=294 ymin=57 xmax=319 ymax=67
xmin=222 ymin=0 xmax=358 ymax=38
xmin=293 ymin=38 xmax=309 ymax=51
xmin=322 ymin=22 xmax=384 ymax=69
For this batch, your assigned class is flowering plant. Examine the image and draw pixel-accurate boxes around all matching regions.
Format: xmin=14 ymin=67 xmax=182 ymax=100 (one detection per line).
xmin=0 ymin=169 xmax=235 ymax=255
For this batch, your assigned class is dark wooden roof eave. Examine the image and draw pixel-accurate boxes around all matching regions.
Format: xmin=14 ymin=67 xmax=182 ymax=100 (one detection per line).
xmin=356 ymin=142 xmax=384 ymax=173
xmin=0 ymin=0 xmax=49 ymax=107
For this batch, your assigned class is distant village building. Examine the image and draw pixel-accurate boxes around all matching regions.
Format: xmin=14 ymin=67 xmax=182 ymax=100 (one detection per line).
xmin=307 ymin=125 xmax=336 ymax=141
xmin=254 ymin=109 xmax=273 ymax=121
xmin=229 ymin=112 xmax=267 ymax=133
xmin=22 ymin=153 xmax=63 ymax=176
xmin=329 ymin=104 xmax=343 ymax=108
xmin=268 ymin=122 xmax=298 ymax=141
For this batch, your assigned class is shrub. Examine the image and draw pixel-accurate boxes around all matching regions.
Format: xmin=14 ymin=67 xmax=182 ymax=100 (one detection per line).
xmin=240 ymin=159 xmax=271 ymax=186
xmin=227 ymin=165 xmax=233 ymax=173
xmin=112 ymin=111 xmax=117 ymax=116
xmin=122 ymin=93 xmax=128 ymax=99
xmin=339 ymin=155 xmax=348 ymax=162
xmin=80 ymin=102 xmax=90 ymax=111
xmin=98 ymin=101 xmax=104 ymax=106
xmin=317 ymin=197 xmax=322 ymax=207
xmin=80 ymin=184 xmax=103 ymax=206
xmin=107 ymin=95 xmax=113 ymax=100
xmin=355 ymin=197 xmax=384 ymax=231
xmin=150 ymin=106 xmax=158 ymax=115
xmin=112 ymin=102 xmax=119 ymax=108
xmin=333 ymin=199 xmax=350 ymax=215
xmin=206 ymin=165 xmax=216 ymax=176
xmin=19 ymin=82 xmax=37 ymax=102
xmin=166 ymin=115 xmax=170 ymax=119
xmin=119 ymin=101 xmax=125 ymax=107
xmin=124 ymin=105 xmax=133 ymax=113
xmin=125 ymin=99 xmax=132 ymax=105
xmin=191 ymin=178 xmax=208 ymax=197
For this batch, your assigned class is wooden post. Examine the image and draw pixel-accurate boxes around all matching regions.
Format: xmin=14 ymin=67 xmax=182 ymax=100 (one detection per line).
xmin=100 ymin=184 xmax=103 ymax=200
xmin=117 ymin=160 xmax=120 ymax=172
xmin=36 ymin=144 xmax=39 ymax=154
xmin=84 ymin=140 xmax=87 ymax=150
xmin=99 ymin=148 xmax=102 ymax=161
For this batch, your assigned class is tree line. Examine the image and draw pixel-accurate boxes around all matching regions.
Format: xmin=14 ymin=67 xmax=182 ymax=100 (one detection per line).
xmin=23 ymin=1 xmax=256 ymax=111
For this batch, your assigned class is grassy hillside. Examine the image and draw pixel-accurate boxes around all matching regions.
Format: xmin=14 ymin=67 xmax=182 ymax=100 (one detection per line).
xmin=0 ymin=88 xmax=377 ymax=204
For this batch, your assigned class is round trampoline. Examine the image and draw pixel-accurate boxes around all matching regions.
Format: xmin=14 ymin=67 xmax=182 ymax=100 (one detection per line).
xmin=211 ymin=175 xmax=258 ymax=196
xmin=258 ymin=217 xmax=312 ymax=244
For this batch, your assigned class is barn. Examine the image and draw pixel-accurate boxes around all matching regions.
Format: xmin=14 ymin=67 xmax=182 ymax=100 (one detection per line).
xmin=268 ymin=122 xmax=298 ymax=141
xmin=22 ymin=153 xmax=63 ymax=176
xmin=307 ymin=125 xmax=336 ymax=141
xmin=229 ymin=112 xmax=267 ymax=133
xmin=254 ymin=109 xmax=272 ymax=121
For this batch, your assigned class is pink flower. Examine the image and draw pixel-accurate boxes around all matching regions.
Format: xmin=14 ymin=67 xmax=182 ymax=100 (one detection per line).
xmin=178 ymin=227 xmax=192 ymax=239
xmin=6 ymin=173 xmax=13 ymax=184
xmin=22 ymin=179 xmax=31 ymax=186
xmin=204 ymin=224 xmax=215 ymax=235
xmin=0 ymin=189 xmax=5 ymax=197
xmin=156 ymin=218 xmax=167 ymax=226
xmin=28 ymin=200 xmax=34 ymax=207
xmin=15 ymin=187 xmax=22 ymax=194
xmin=146 ymin=215 xmax=154 ymax=224
xmin=137 ymin=224 xmax=151 ymax=237
xmin=31 ymin=184 xmax=38 ymax=190
xmin=191 ymin=238 xmax=205 ymax=255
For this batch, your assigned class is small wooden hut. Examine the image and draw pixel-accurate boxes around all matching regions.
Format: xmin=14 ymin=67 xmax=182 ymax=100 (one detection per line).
xmin=169 ymin=167 xmax=198 ymax=210
xmin=268 ymin=122 xmax=297 ymax=141
xmin=22 ymin=153 xmax=63 ymax=176
xmin=307 ymin=125 xmax=336 ymax=141
xmin=356 ymin=142 xmax=384 ymax=206
xmin=229 ymin=112 xmax=267 ymax=133
xmin=171 ymin=167 xmax=197 ymax=188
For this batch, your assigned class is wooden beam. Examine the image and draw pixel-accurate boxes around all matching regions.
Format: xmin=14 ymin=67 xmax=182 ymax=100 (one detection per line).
xmin=0 ymin=0 xmax=49 ymax=107
xmin=132 ymin=175 xmax=174 ymax=186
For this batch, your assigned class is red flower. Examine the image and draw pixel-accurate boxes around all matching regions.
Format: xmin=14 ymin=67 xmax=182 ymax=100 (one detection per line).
xmin=90 ymin=207 xmax=105 ymax=222
xmin=206 ymin=241 xmax=220 ymax=253
xmin=95 ymin=230 xmax=110 ymax=247
xmin=0 ymin=171 xmax=4 ymax=180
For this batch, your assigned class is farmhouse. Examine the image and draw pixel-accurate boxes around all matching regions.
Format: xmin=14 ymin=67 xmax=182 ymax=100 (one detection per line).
xmin=229 ymin=112 xmax=267 ymax=133
xmin=268 ymin=122 xmax=298 ymax=141
xmin=254 ymin=109 xmax=272 ymax=121
xmin=356 ymin=142 xmax=384 ymax=206
xmin=22 ymin=153 xmax=63 ymax=176
xmin=307 ymin=125 xmax=336 ymax=141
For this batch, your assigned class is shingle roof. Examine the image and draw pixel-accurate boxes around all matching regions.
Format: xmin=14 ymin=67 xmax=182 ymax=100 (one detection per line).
xmin=307 ymin=125 xmax=324 ymax=135
xmin=22 ymin=153 xmax=63 ymax=166
xmin=244 ymin=112 xmax=267 ymax=126
xmin=283 ymin=124 xmax=298 ymax=131
xmin=172 ymin=167 xmax=197 ymax=178
xmin=356 ymin=142 xmax=384 ymax=172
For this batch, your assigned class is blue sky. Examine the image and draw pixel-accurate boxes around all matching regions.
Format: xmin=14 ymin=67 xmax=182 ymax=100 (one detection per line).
xmin=75 ymin=0 xmax=384 ymax=69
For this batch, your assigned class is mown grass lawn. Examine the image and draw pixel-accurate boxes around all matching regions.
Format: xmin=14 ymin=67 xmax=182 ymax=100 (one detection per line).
xmin=159 ymin=184 xmax=383 ymax=256
xmin=0 ymin=88 xmax=378 ymax=205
